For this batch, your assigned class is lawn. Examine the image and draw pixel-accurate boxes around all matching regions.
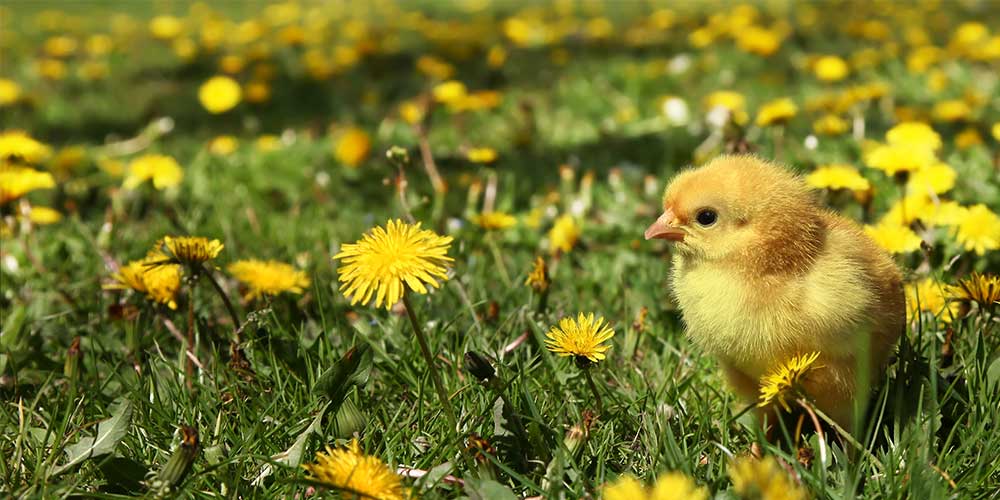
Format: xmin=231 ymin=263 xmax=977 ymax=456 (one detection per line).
xmin=1 ymin=1 xmax=1000 ymax=498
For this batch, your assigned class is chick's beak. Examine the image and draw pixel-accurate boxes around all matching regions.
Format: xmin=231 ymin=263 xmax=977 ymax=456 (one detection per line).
xmin=644 ymin=208 xmax=685 ymax=242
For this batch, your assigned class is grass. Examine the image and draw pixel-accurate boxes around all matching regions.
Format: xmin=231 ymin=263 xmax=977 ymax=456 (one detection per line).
xmin=2 ymin=1 xmax=1000 ymax=498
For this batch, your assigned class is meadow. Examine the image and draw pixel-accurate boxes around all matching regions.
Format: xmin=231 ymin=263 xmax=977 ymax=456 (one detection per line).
xmin=1 ymin=1 xmax=1000 ymax=498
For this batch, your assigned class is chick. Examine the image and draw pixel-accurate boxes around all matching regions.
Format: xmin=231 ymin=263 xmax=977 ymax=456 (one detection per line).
xmin=645 ymin=155 xmax=904 ymax=430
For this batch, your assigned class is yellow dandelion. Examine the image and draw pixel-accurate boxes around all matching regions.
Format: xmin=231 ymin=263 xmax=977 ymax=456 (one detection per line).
xmin=227 ymin=259 xmax=310 ymax=300
xmin=26 ymin=206 xmax=62 ymax=225
xmin=955 ymin=127 xmax=982 ymax=149
xmin=932 ymin=99 xmax=971 ymax=122
xmin=729 ymin=456 xmax=807 ymax=500
xmin=758 ymin=352 xmax=821 ymax=411
xmin=432 ymin=80 xmax=468 ymax=105
xmin=950 ymin=272 xmax=1000 ymax=308
xmin=865 ymin=143 xmax=935 ymax=176
xmin=398 ymin=100 xmax=425 ymax=125
xmin=881 ymin=193 xmax=932 ymax=226
xmin=906 ymin=278 xmax=961 ymax=323
xmin=992 ymin=122 xmax=1000 ymax=141
xmin=704 ymin=90 xmax=746 ymax=113
xmin=525 ymin=256 xmax=549 ymax=292
xmin=243 ymin=80 xmax=271 ymax=103
xmin=302 ymin=439 xmax=407 ymax=500
xmin=604 ymin=472 xmax=708 ymax=500
xmin=334 ymin=127 xmax=371 ymax=168
xmin=603 ymin=475 xmax=646 ymax=500
xmin=0 ymin=166 xmax=56 ymax=204
xmin=149 ymin=15 xmax=184 ymax=40
xmin=255 ymin=134 xmax=282 ymax=152
xmin=650 ymin=472 xmax=710 ymax=500
xmin=548 ymin=214 xmax=580 ymax=255
xmin=334 ymin=219 xmax=453 ymax=310
xmin=755 ymin=98 xmax=798 ymax=127
xmin=955 ymin=204 xmax=1000 ymax=255
xmin=812 ymin=114 xmax=848 ymax=136
xmin=162 ymin=236 xmax=225 ymax=266
xmin=198 ymin=76 xmax=242 ymax=114
xmin=471 ymin=212 xmax=516 ymax=230
xmin=0 ymin=130 xmax=53 ymax=165
xmin=123 ymin=154 xmax=183 ymax=190
xmin=105 ymin=252 xmax=181 ymax=310
xmin=886 ymin=121 xmax=941 ymax=151
xmin=864 ymin=221 xmax=922 ymax=254
xmin=466 ymin=147 xmax=498 ymax=164
xmin=208 ymin=135 xmax=238 ymax=156
xmin=806 ymin=164 xmax=870 ymax=193
xmin=544 ymin=312 xmax=616 ymax=363
xmin=0 ymin=78 xmax=21 ymax=106
xmin=814 ymin=55 xmax=849 ymax=82
xmin=922 ymin=201 xmax=967 ymax=227
xmin=907 ymin=162 xmax=955 ymax=195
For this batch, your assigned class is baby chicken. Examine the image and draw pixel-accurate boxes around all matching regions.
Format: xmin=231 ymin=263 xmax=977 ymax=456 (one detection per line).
xmin=645 ymin=155 xmax=904 ymax=430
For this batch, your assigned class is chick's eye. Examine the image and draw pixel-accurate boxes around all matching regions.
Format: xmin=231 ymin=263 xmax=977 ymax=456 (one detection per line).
xmin=696 ymin=209 xmax=717 ymax=227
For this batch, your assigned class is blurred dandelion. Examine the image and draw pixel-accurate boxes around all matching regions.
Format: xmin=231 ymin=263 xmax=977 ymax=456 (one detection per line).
xmin=162 ymin=236 xmax=224 ymax=266
xmin=198 ymin=75 xmax=242 ymax=114
xmin=728 ymin=456 xmax=807 ymax=500
xmin=227 ymin=259 xmax=310 ymax=300
xmin=302 ymin=439 xmax=407 ymax=500
xmin=604 ymin=472 xmax=708 ymax=500
xmin=123 ymin=154 xmax=183 ymax=190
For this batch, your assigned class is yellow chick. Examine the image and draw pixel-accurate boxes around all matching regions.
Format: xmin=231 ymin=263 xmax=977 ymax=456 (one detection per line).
xmin=645 ymin=155 xmax=904 ymax=429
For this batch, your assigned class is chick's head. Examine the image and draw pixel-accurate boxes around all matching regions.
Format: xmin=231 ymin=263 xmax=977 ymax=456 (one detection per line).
xmin=646 ymin=155 xmax=823 ymax=272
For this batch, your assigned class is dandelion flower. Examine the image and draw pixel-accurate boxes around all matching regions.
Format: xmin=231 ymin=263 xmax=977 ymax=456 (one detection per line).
xmin=604 ymin=472 xmax=708 ymax=500
xmin=525 ymin=256 xmax=549 ymax=292
xmin=334 ymin=219 xmax=453 ymax=310
xmin=950 ymin=273 xmax=1000 ymax=307
xmin=162 ymin=236 xmax=225 ymax=265
xmin=302 ymin=439 xmax=407 ymax=500
xmin=0 ymin=130 xmax=52 ymax=164
xmin=149 ymin=15 xmax=184 ymax=40
xmin=432 ymin=80 xmax=467 ymax=104
xmin=548 ymin=214 xmax=580 ymax=255
xmin=729 ymin=456 xmax=807 ymax=500
xmin=955 ymin=128 xmax=982 ymax=149
xmin=906 ymin=278 xmax=960 ymax=323
xmin=907 ymin=162 xmax=955 ymax=195
xmin=864 ymin=221 xmax=922 ymax=254
xmin=603 ymin=475 xmax=646 ymax=500
xmin=865 ymin=143 xmax=935 ymax=176
xmin=704 ymin=90 xmax=746 ymax=114
xmin=812 ymin=114 xmax=848 ymax=136
xmin=26 ymin=206 xmax=62 ymax=225
xmin=955 ymin=204 xmax=1000 ymax=255
xmin=471 ymin=211 xmax=516 ymax=230
xmin=545 ymin=313 xmax=616 ymax=364
xmin=886 ymin=121 xmax=941 ymax=151
xmin=932 ymin=99 xmax=971 ymax=122
xmin=123 ymin=154 xmax=183 ymax=190
xmin=208 ymin=135 xmax=238 ymax=156
xmin=466 ymin=147 xmax=498 ymax=164
xmin=0 ymin=166 xmax=56 ymax=204
xmin=0 ymin=78 xmax=21 ymax=106
xmin=198 ymin=76 xmax=242 ymax=114
xmin=814 ymin=55 xmax=849 ymax=82
xmin=227 ymin=259 xmax=310 ymax=300
xmin=755 ymin=98 xmax=798 ymax=127
xmin=334 ymin=127 xmax=371 ymax=168
xmin=806 ymin=164 xmax=870 ymax=193
xmin=105 ymin=252 xmax=181 ymax=309
xmin=758 ymin=352 xmax=821 ymax=411
xmin=992 ymin=122 xmax=1000 ymax=141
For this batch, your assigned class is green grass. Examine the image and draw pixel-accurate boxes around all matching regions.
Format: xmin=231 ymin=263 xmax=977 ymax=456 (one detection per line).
xmin=2 ymin=1 xmax=1000 ymax=498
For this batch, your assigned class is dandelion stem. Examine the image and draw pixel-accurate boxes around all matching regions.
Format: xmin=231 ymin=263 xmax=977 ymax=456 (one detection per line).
xmin=582 ymin=366 xmax=604 ymax=412
xmin=402 ymin=292 xmax=459 ymax=433
xmin=485 ymin=233 xmax=512 ymax=286
xmin=199 ymin=264 xmax=243 ymax=344
xmin=186 ymin=280 xmax=195 ymax=390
